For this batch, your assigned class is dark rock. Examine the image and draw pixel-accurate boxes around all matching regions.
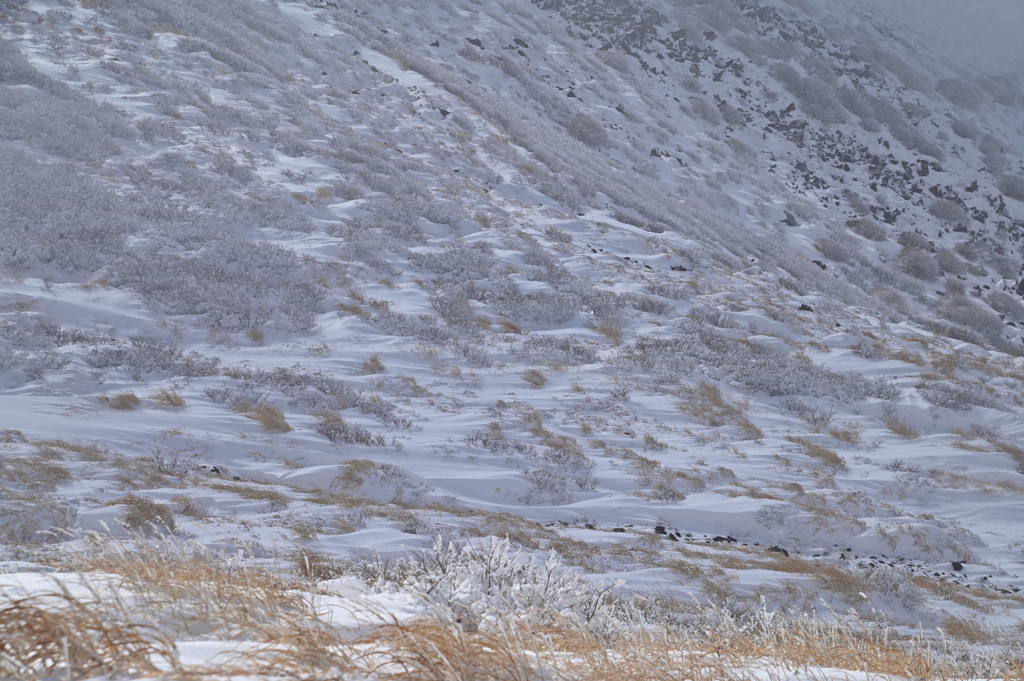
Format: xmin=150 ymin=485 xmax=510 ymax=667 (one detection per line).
xmin=430 ymin=40 xmax=440 ymax=47
xmin=952 ymin=561 xmax=963 ymax=571
xmin=466 ymin=38 xmax=482 ymax=48
xmin=767 ymin=546 xmax=789 ymax=557
xmin=799 ymin=304 xmax=813 ymax=312
xmin=612 ymin=527 xmax=626 ymax=533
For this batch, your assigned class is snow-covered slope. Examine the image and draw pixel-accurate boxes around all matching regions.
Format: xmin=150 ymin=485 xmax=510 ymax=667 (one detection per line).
xmin=2 ymin=0 xmax=1024 ymax=642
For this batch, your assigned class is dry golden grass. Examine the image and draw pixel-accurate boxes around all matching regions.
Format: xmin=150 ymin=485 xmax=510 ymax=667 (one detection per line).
xmin=98 ymin=391 xmax=141 ymax=410
xmin=988 ymin=438 xmax=1024 ymax=465
xmin=521 ymin=368 xmax=548 ymax=388
xmin=244 ymin=404 xmax=292 ymax=433
xmin=0 ymin=456 xmax=72 ymax=492
xmin=883 ymin=415 xmax=920 ymax=439
xmin=333 ymin=459 xmax=376 ymax=491
xmin=360 ymin=354 xmax=387 ymax=374
xmin=112 ymin=494 xmax=176 ymax=536
xmin=205 ymin=481 xmax=289 ymax=511
xmin=34 ymin=439 xmax=107 ymax=461
xmin=245 ymin=327 xmax=265 ymax=346
xmin=337 ymin=301 xmax=364 ymax=316
xmin=786 ymin=436 xmax=846 ymax=468
xmin=592 ymin=323 xmax=622 ymax=345
xmin=828 ymin=422 xmax=862 ymax=444
xmin=150 ymin=388 xmax=186 ymax=407
xmin=6 ymin=542 xmax=1023 ymax=680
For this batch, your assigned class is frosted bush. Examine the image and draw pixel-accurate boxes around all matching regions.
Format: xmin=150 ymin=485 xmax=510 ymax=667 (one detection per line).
xmin=867 ymin=566 xmax=926 ymax=611
xmin=619 ymin=327 xmax=899 ymax=401
xmin=951 ymin=118 xmax=981 ymax=140
xmin=988 ymin=291 xmax=1024 ymax=319
xmin=846 ymin=217 xmax=887 ymax=241
xmin=815 ymin=238 xmax=853 ymax=264
xmin=514 ymin=335 xmax=599 ymax=365
xmin=928 ymin=200 xmax=968 ymax=224
xmin=942 ymin=296 xmax=1006 ymax=345
xmin=409 ymin=243 xmax=497 ymax=280
xmin=998 ymin=175 xmax=1024 ymax=202
xmin=353 ymin=536 xmax=627 ymax=633
xmin=918 ymin=380 xmax=1007 ymax=412
xmin=937 ymin=78 xmax=986 ymax=110
xmin=900 ymin=247 xmax=940 ymax=281
xmin=567 ymin=112 xmax=608 ymax=148
xmin=935 ymin=248 xmax=968 ymax=275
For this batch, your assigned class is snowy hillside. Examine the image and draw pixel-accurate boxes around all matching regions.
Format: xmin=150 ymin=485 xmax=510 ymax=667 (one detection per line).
xmin=2 ymin=0 xmax=1024 ymax=674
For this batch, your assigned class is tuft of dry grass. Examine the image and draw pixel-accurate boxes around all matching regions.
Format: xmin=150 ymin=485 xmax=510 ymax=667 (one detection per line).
xmin=245 ymin=327 xmax=265 ymax=346
xmin=112 ymin=494 xmax=176 ymax=536
xmin=828 ymin=422 xmax=862 ymax=444
xmin=205 ymin=481 xmax=289 ymax=511
xmin=98 ymin=391 xmax=141 ymax=410
xmin=245 ymin=404 xmax=292 ymax=433
xmin=150 ymin=388 xmax=186 ymax=408
xmin=883 ymin=415 xmax=920 ymax=439
xmin=592 ymin=323 xmax=622 ymax=345
xmin=786 ymin=436 xmax=846 ymax=468
xmin=5 ymin=540 xmax=1024 ymax=681
xmin=0 ymin=456 xmax=72 ymax=492
xmin=521 ymin=368 xmax=548 ymax=388
xmin=360 ymin=354 xmax=387 ymax=374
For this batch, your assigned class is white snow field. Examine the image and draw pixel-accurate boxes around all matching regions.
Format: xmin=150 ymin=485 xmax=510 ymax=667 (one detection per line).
xmin=2 ymin=0 xmax=1024 ymax=676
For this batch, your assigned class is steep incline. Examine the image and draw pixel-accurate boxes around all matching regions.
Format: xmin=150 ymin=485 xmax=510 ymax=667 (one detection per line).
xmin=1 ymin=0 xmax=1023 ymax=635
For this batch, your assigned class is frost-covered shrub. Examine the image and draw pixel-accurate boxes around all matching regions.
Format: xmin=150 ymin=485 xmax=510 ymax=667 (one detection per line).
xmin=514 ymin=335 xmax=599 ymax=365
xmin=114 ymin=240 xmax=324 ymax=331
xmin=689 ymin=96 xmax=722 ymax=125
xmin=815 ymin=238 xmax=853 ymax=264
xmin=619 ymin=328 xmax=899 ymax=401
xmin=867 ymin=566 xmax=926 ymax=611
xmin=928 ymin=200 xmax=968 ymax=224
xmin=935 ymin=248 xmax=968 ymax=275
xmin=348 ymin=537 xmax=626 ymax=633
xmin=567 ymin=113 xmax=609 ymax=148
xmin=998 ymin=175 xmax=1024 ymax=202
xmin=900 ymin=247 xmax=940 ymax=281
xmin=836 ymin=86 xmax=879 ymax=131
xmin=951 ymin=118 xmax=981 ymax=140
xmin=937 ymin=78 xmax=986 ymax=110
xmin=87 ymin=335 xmax=219 ymax=381
xmin=942 ymin=296 xmax=1006 ymax=345
xmin=991 ymin=255 xmax=1022 ymax=279
xmin=918 ymin=380 xmax=1006 ymax=412
xmin=846 ymin=217 xmax=887 ymax=241
xmin=429 ymin=282 xmax=475 ymax=326
xmin=409 ymin=243 xmax=497 ymax=280
xmin=988 ymin=291 xmax=1024 ymax=319
xmin=487 ymin=284 xmax=580 ymax=328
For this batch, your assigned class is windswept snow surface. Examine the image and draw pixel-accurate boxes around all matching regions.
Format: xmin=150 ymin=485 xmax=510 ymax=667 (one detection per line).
xmin=2 ymin=0 xmax=1024 ymax=655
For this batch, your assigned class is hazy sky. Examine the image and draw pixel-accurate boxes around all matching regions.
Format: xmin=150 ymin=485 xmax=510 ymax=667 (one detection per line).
xmin=855 ymin=0 xmax=1024 ymax=74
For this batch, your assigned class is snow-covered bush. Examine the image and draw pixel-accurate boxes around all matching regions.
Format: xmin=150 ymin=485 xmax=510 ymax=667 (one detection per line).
xmin=942 ymin=295 xmax=1006 ymax=345
xmin=845 ymin=217 xmax=887 ymax=241
xmin=348 ymin=536 xmax=627 ymax=633
xmin=567 ymin=112 xmax=609 ymax=148
xmin=951 ymin=118 xmax=982 ymax=140
xmin=935 ymin=248 xmax=968 ymax=275
xmin=928 ymin=199 xmax=968 ymax=224
xmin=998 ymin=175 xmax=1024 ymax=202
xmin=988 ymin=291 xmax=1024 ymax=319
xmin=867 ymin=566 xmax=925 ymax=611
xmin=918 ymin=379 xmax=1006 ymax=412
xmin=937 ymin=78 xmax=987 ymax=110
xmin=900 ymin=247 xmax=940 ymax=281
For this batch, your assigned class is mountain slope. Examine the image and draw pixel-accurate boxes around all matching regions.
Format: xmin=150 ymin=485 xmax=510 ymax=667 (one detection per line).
xmin=2 ymin=0 xmax=1024 ymax=644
